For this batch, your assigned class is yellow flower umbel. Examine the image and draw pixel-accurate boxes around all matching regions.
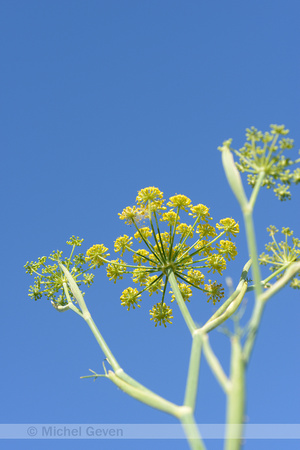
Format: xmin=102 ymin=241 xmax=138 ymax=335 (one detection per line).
xmin=86 ymin=187 xmax=239 ymax=326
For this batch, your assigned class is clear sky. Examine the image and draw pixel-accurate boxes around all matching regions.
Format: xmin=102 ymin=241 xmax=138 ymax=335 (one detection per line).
xmin=1 ymin=1 xmax=299 ymax=449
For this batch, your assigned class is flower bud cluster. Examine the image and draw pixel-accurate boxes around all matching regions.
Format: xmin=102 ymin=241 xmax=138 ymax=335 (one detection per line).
xmin=219 ymin=125 xmax=300 ymax=201
xmin=259 ymin=226 xmax=300 ymax=289
xmin=24 ymin=236 xmax=95 ymax=306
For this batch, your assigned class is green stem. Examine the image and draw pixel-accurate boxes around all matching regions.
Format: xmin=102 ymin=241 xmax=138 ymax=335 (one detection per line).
xmin=202 ymin=333 xmax=231 ymax=393
xmin=243 ymin=211 xmax=262 ymax=298
xmin=222 ymin=147 xmax=266 ymax=364
xmin=243 ymin=299 xmax=265 ymax=366
xmin=107 ymin=370 xmax=182 ymax=417
xmin=179 ymin=409 xmax=207 ymax=450
xmin=169 ymin=207 xmax=180 ymax=260
xmin=132 ymin=216 xmax=162 ymax=264
xmin=167 ymin=269 xmax=197 ymax=334
xmin=224 ymin=336 xmax=245 ymax=450
xmin=184 ymin=332 xmax=203 ymax=410
xmin=240 ymin=176 xmax=266 ymax=365
xmin=242 ymin=171 xmax=265 ymax=298
xmin=61 ymin=282 xmax=83 ymax=316
xmin=248 ymin=171 xmax=264 ymax=210
xmin=173 ymin=214 xmax=200 ymax=256
xmin=84 ymin=315 xmax=121 ymax=371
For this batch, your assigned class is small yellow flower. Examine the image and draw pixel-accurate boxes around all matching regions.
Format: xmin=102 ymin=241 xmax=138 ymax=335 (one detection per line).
xmin=216 ymin=218 xmax=239 ymax=238
xmin=176 ymin=223 xmax=194 ymax=239
xmin=132 ymin=249 xmax=149 ymax=264
xmin=120 ymin=287 xmax=141 ymax=310
xmin=194 ymin=240 xmax=214 ymax=256
xmin=189 ymin=204 xmax=211 ymax=222
xmin=160 ymin=211 xmax=179 ymax=226
xmin=170 ymin=283 xmax=192 ymax=303
xmin=136 ymin=187 xmax=164 ymax=205
xmin=281 ymin=227 xmax=293 ymax=237
xmin=205 ymin=280 xmax=225 ymax=305
xmin=197 ymin=223 xmax=217 ymax=238
xmin=146 ymin=276 xmax=163 ymax=296
xmin=114 ymin=235 xmax=133 ymax=256
xmin=217 ymin=240 xmax=238 ymax=261
xmin=134 ymin=227 xmax=153 ymax=243
xmin=156 ymin=231 xmax=171 ymax=244
xmin=270 ymin=124 xmax=289 ymax=135
xmin=187 ymin=269 xmax=205 ymax=286
xmin=106 ymin=259 xmax=126 ymax=283
xmin=290 ymin=278 xmax=300 ymax=289
xmin=136 ymin=187 xmax=165 ymax=212
xmin=86 ymin=244 xmax=110 ymax=267
xmin=119 ymin=206 xmax=147 ymax=225
xmin=174 ymin=243 xmax=193 ymax=264
xmin=206 ymin=254 xmax=227 ymax=275
xmin=132 ymin=268 xmax=149 ymax=286
xmin=266 ymin=226 xmax=278 ymax=236
xmin=149 ymin=302 xmax=173 ymax=327
xmin=167 ymin=194 xmax=191 ymax=212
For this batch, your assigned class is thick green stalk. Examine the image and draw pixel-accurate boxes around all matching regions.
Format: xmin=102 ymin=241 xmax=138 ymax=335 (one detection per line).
xmin=108 ymin=370 xmax=182 ymax=417
xmin=243 ymin=210 xmax=263 ymax=298
xmin=225 ymin=336 xmax=245 ymax=450
xmin=238 ymin=173 xmax=265 ymax=364
xmin=184 ymin=332 xmax=203 ymax=410
xmin=242 ymin=206 xmax=265 ymax=364
xmin=242 ymin=300 xmax=264 ymax=365
xmin=179 ymin=409 xmax=207 ymax=450
xmin=84 ymin=315 xmax=121 ymax=371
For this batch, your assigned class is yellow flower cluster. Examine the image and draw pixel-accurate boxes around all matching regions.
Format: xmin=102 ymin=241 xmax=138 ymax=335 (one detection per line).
xmin=150 ymin=302 xmax=173 ymax=327
xmin=86 ymin=187 xmax=239 ymax=326
xmin=114 ymin=235 xmax=133 ymax=256
xmin=85 ymin=244 xmax=110 ymax=268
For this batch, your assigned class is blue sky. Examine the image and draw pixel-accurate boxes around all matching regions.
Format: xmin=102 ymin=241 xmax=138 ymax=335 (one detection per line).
xmin=1 ymin=1 xmax=299 ymax=449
